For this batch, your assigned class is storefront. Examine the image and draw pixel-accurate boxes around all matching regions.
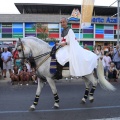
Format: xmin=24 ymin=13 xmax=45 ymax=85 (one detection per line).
xmin=0 ymin=3 xmax=118 ymax=50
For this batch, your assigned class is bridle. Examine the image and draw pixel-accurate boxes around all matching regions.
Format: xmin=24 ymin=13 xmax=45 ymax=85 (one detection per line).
xmin=14 ymin=38 xmax=51 ymax=70
xmin=19 ymin=38 xmax=25 ymax=62
xmin=15 ymin=38 xmax=51 ymax=60
xmin=14 ymin=38 xmax=61 ymax=70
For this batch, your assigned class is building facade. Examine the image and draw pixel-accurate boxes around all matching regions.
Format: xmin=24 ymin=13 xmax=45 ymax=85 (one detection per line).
xmin=0 ymin=3 xmax=118 ymax=50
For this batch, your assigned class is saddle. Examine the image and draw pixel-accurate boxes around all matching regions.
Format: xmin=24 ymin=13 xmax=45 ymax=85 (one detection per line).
xmin=50 ymin=46 xmax=69 ymax=79
xmin=50 ymin=58 xmax=69 ymax=74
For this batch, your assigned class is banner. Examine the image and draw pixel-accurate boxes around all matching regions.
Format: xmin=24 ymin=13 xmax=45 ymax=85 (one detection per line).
xmin=68 ymin=9 xmax=80 ymax=21
xmin=81 ymin=0 xmax=95 ymax=28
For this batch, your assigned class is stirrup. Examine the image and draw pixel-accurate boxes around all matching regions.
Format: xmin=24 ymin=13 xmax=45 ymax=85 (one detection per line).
xmin=52 ymin=73 xmax=62 ymax=80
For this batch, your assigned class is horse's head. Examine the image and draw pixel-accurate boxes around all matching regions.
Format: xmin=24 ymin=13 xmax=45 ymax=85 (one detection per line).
xmin=14 ymin=39 xmax=31 ymax=58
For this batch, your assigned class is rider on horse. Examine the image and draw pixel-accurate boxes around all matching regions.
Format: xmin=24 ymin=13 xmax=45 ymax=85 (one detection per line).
xmin=52 ymin=17 xmax=98 ymax=80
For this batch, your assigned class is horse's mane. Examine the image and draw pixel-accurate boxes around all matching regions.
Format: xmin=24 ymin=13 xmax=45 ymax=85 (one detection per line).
xmin=21 ymin=36 xmax=51 ymax=47
xmin=22 ymin=36 xmax=52 ymax=51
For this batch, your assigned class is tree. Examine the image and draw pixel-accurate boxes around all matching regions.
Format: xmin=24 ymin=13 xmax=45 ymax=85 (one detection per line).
xmin=34 ymin=23 xmax=49 ymax=41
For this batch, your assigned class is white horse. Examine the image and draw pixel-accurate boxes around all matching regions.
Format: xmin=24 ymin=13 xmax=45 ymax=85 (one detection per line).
xmin=14 ymin=36 xmax=116 ymax=111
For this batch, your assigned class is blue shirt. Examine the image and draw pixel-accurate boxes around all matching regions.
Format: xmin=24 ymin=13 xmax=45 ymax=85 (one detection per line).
xmin=113 ymin=48 xmax=120 ymax=62
xmin=1 ymin=51 xmax=12 ymax=61
xmin=15 ymin=59 xmax=22 ymax=70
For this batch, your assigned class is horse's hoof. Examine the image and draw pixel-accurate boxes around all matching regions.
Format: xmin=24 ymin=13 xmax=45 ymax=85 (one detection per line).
xmin=52 ymin=103 xmax=59 ymax=109
xmin=81 ymin=98 xmax=86 ymax=104
xmin=89 ymin=99 xmax=94 ymax=103
xmin=29 ymin=107 xmax=35 ymax=111
xmin=29 ymin=105 xmax=36 ymax=111
xmin=80 ymin=100 xmax=86 ymax=104
xmin=89 ymin=95 xmax=94 ymax=103
xmin=52 ymin=106 xmax=59 ymax=109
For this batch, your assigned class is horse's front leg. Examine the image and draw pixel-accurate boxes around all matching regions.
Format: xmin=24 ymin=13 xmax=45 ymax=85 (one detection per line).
xmin=46 ymin=77 xmax=59 ymax=109
xmin=29 ymin=78 xmax=44 ymax=111
xmin=81 ymin=77 xmax=90 ymax=104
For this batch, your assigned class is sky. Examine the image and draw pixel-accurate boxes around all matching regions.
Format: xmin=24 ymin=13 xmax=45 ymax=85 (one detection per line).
xmin=0 ymin=0 xmax=118 ymax=14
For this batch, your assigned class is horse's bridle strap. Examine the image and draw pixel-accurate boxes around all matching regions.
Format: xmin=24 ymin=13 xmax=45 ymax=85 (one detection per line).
xmin=34 ymin=52 xmax=50 ymax=60
xmin=36 ymin=54 xmax=50 ymax=70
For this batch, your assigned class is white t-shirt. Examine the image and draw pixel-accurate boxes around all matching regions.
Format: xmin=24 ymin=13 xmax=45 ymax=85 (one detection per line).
xmin=96 ymin=50 xmax=102 ymax=58
xmin=12 ymin=69 xmax=21 ymax=74
xmin=103 ymin=56 xmax=111 ymax=67
xmin=25 ymin=63 xmax=31 ymax=72
xmin=1 ymin=51 xmax=12 ymax=61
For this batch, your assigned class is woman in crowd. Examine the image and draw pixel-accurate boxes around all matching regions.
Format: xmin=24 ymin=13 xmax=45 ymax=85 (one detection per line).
xmin=108 ymin=47 xmax=114 ymax=60
xmin=19 ymin=65 xmax=30 ymax=85
xmin=108 ymin=62 xmax=118 ymax=82
xmin=24 ymin=59 xmax=31 ymax=72
xmin=31 ymin=67 xmax=37 ymax=84
xmin=94 ymin=45 xmax=104 ymax=58
xmin=15 ymin=54 xmax=22 ymax=70
xmin=10 ymin=65 xmax=20 ymax=85
xmin=103 ymin=52 xmax=112 ymax=78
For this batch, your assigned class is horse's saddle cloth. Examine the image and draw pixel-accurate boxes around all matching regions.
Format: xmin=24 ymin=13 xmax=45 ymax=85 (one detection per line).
xmin=63 ymin=62 xmax=69 ymax=70
xmin=50 ymin=46 xmax=69 ymax=74
xmin=50 ymin=59 xmax=69 ymax=74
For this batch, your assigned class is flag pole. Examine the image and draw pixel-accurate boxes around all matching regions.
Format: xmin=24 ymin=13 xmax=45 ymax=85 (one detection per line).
xmin=79 ymin=2 xmax=83 ymax=43
xmin=78 ymin=15 xmax=82 ymax=43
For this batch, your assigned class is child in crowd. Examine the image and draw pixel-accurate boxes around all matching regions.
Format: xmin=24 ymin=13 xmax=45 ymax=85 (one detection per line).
xmin=19 ymin=65 xmax=30 ymax=85
xmin=108 ymin=62 xmax=118 ymax=82
xmin=24 ymin=59 xmax=31 ymax=72
xmin=31 ymin=68 xmax=37 ymax=84
xmin=103 ymin=52 xmax=111 ymax=78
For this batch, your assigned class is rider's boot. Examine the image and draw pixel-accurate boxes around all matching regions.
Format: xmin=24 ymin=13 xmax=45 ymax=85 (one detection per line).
xmin=52 ymin=62 xmax=63 ymax=80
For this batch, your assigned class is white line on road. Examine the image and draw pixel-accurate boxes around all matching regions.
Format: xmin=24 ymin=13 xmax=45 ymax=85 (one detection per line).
xmin=90 ymin=117 xmax=120 ymax=120
xmin=0 ymin=105 xmax=120 ymax=114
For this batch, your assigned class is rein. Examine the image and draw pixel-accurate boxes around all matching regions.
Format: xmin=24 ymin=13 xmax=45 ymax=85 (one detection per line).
xmin=36 ymin=54 xmax=50 ymax=70
xmin=32 ymin=52 xmax=50 ymax=60
xmin=18 ymin=38 xmax=51 ymax=60
xmin=17 ymin=38 xmax=52 ymax=70
xmin=18 ymin=51 xmax=50 ymax=60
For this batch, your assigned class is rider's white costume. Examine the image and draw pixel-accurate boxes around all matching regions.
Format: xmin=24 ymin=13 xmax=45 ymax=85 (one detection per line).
xmin=56 ymin=28 xmax=98 ymax=76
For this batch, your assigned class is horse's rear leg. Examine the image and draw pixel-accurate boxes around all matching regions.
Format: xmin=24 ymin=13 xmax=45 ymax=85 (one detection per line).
xmin=29 ymin=78 xmax=44 ymax=111
xmin=46 ymin=77 xmax=59 ymax=109
xmin=81 ymin=77 xmax=90 ymax=104
xmin=85 ymin=73 xmax=98 ymax=103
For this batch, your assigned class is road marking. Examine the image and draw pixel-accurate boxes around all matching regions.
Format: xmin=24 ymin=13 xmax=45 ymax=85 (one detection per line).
xmin=0 ymin=105 xmax=120 ymax=114
xmin=90 ymin=117 xmax=120 ymax=120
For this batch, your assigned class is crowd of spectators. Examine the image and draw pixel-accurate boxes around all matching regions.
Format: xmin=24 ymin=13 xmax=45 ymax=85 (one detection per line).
xmin=0 ymin=43 xmax=119 ymax=85
xmin=90 ymin=43 xmax=120 ymax=82
xmin=0 ymin=47 xmax=37 ymax=85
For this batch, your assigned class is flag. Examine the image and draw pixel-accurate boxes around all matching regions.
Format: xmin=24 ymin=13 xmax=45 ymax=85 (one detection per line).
xmin=81 ymin=0 xmax=95 ymax=29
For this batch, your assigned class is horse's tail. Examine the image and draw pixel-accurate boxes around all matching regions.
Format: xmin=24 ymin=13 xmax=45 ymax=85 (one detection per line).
xmin=97 ymin=58 xmax=116 ymax=91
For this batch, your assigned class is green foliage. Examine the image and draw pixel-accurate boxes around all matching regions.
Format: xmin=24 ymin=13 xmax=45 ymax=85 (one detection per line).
xmin=33 ymin=23 xmax=49 ymax=41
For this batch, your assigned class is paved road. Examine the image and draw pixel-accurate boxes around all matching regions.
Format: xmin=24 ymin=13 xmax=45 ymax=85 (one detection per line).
xmin=0 ymin=80 xmax=120 ymax=120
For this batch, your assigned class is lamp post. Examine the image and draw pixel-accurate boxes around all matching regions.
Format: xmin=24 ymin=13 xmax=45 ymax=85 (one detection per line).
xmin=117 ymin=0 xmax=120 ymax=44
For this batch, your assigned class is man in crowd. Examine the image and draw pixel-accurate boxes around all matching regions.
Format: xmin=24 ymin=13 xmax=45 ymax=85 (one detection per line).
xmin=0 ymin=48 xmax=3 ymax=76
xmin=112 ymin=44 xmax=120 ymax=70
xmin=1 ymin=47 xmax=12 ymax=78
